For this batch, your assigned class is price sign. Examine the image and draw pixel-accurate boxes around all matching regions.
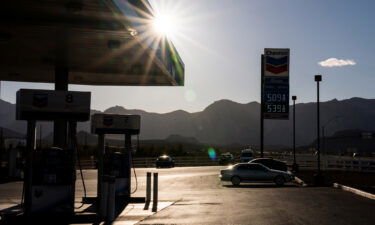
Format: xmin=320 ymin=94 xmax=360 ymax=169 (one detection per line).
xmin=263 ymin=80 xmax=289 ymax=119
xmin=262 ymin=48 xmax=290 ymax=120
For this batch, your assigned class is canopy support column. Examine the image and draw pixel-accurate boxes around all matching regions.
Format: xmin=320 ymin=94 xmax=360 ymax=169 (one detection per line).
xmin=53 ymin=66 xmax=69 ymax=148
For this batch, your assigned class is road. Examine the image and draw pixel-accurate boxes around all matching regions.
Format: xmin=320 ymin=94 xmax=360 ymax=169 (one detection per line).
xmin=1 ymin=166 xmax=375 ymax=224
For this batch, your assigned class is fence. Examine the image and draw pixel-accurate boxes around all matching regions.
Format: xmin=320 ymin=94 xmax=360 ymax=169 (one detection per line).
xmin=78 ymin=154 xmax=375 ymax=173
xmin=276 ymin=154 xmax=375 ymax=173
xmin=78 ymin=156 xmax=220 ymax=169
xmin=294 ymin=158 xmax=375 ymax=173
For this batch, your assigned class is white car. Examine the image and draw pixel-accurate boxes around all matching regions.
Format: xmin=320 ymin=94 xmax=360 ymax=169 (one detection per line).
xmin=220 ymin=163 xmax=294 ymax=186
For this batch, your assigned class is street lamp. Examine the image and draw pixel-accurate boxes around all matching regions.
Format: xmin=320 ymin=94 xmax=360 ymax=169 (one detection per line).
xmin=314 ymin=75 xmax=324 ymax=185
xmin=292 ymin=96 xmax=299 ymax=172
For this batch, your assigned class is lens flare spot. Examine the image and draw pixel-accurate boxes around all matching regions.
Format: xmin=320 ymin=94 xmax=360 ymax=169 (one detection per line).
xmin=208 ymin=148 xmax=217 ymax=160
xmin=184 ymin=89 xmax=197 ymax=102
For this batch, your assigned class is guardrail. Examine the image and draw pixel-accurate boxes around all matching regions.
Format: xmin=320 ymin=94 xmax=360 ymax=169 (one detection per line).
xmin=293 ymin=159 xmax=375 ymax=173
xmin=279 ymin=155 xmax=375 ymax=173
xmin=78 ymin=154 xmax=375 ymax=173
xmin=78 ymin=156 xmax=220 ymax=169
xmin=134 ymin=156 xmax=219 ymax=168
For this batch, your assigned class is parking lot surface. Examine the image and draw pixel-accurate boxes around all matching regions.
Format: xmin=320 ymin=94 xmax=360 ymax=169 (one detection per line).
xmin=1 ymin=166 xmax=375 ymax=224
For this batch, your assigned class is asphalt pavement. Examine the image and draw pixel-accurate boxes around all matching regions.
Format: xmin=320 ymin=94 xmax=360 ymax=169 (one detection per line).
xmin=1 ymin=166 xmax=375 ymax=224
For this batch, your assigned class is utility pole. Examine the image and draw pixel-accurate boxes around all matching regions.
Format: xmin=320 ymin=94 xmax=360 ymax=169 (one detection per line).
xmin=292 ymin=96 xmax=298 ymax=172
xmin=314 ymin=75 xmax=324 ymax=185
xmin=260 ymin=55 xmax=264 ymax=158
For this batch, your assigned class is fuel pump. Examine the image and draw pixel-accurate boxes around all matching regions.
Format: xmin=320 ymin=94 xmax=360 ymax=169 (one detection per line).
xmin=91 ymin=114 xmax=140 ymax=217
xmin=8 ymin=147 xmax=24 ymax=179
xmin=30 ymin=147 xmax=73 ymax=213
xmin=104 ymin=151 xmax=130 ymax=194
xmin=16 ymin=89 xmax=91 ymax=217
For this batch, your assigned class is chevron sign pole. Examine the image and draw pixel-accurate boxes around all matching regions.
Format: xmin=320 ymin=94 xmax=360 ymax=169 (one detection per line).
xmin=262 ymin=48 xmax=290 ymax=120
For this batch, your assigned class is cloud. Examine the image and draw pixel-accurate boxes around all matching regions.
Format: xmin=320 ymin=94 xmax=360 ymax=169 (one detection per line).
xmin=318 ymin=58 xmax=356 ymax=67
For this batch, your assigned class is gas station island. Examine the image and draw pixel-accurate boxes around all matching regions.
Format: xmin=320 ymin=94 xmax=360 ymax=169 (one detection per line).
xmin=0 ymin=0 xmax=184 ymax=222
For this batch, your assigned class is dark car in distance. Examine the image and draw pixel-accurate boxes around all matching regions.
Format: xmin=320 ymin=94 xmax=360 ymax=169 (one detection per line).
xmin=249 ymin=158 xmax=288 ymax=172
xmin=218 ymin=153 xmax=234 ymax=165
xmin=156 ymin=155 xmax=175 ymax=168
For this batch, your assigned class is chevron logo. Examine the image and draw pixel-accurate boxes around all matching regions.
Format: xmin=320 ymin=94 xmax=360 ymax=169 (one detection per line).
xmin=265 ymin=56 xmax=288 ymax=74
xmin=103 ymin=116 xmax=114 ymax=127
xmin=266 ymin=56 xmax=288 ymax=66
xmin=266 ymin=64 xmax=288 ymax=74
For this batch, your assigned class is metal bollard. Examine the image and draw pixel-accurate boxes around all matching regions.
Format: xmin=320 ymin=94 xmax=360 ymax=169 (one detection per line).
xmin=107 ymin=176 xmax=116 ymax=222
xmin=99 ymin=176 xmax=109 ymax=219
xmin=146 ymin=172 xmax=152 ymax=203
xmin=144 ymin=172 xmax=152 ymax=210
xmin=152 ymin=173 xmax=158 ymax=212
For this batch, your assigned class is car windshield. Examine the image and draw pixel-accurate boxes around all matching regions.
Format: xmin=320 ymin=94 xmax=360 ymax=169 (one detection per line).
xmin=241 ymin=153 xmax=253 ymax=157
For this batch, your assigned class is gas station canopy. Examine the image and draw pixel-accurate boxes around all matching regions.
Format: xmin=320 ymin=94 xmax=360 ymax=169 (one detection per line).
xmin=0 ymin=0 xmax=184 ymax=86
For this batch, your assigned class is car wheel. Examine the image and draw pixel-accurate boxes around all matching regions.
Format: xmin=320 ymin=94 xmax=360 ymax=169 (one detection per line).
xmin=274 ymin=176 xmax=285 ymax=186
xmin=231 ymin=176 xmax=241 ymax=186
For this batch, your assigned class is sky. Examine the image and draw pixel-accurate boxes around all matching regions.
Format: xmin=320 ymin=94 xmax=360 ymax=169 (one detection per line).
xmin=1 ymin=0 xmax=375 ymax=113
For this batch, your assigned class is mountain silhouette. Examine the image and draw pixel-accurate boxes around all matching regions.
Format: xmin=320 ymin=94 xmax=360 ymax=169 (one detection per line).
xmin=1 ymin=97 xmax=375 ymax=147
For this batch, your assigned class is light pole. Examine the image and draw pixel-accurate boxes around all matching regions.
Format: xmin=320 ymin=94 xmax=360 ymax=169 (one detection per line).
xmin=314 ymin=75 xmax=324 ymax=185
xmin=292 ymin=96 xmax=299 ymax=172
xmin=39 ymin=124 xmax=42 ymax=149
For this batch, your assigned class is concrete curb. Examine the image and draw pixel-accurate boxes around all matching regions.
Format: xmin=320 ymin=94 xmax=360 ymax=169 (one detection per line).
xmin=333 ymin=183 xmax=375 ymax=200
xmin=115 ymin=201 xmax=175 ymax=225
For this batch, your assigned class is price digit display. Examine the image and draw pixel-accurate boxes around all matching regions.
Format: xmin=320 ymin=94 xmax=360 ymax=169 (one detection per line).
xmin=263 ymin=78 xmax=289 ymax=119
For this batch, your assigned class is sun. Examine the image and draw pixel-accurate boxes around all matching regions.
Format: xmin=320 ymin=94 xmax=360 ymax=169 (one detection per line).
xmin=152 ymin=14 xmax=176 ymax=37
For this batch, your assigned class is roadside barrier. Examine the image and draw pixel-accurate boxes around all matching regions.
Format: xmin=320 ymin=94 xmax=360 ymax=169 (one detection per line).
xmin=78 ymin=154 xmax=375 ymax=173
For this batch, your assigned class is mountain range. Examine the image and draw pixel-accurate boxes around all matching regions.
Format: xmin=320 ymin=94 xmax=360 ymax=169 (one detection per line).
xmin=1 ymin=97 xmax=375 ymax=147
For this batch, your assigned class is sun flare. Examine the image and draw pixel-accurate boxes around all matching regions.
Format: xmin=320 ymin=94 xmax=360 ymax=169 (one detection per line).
xmin=94 ymin=0 xmax=203 ymax=74
xmin=153 ymin=14 xmax=176 ymax=37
